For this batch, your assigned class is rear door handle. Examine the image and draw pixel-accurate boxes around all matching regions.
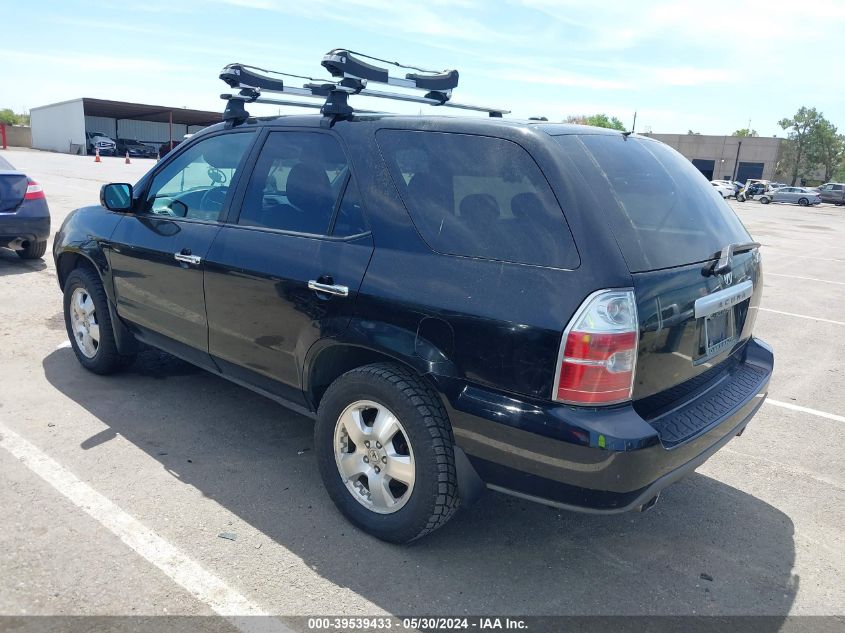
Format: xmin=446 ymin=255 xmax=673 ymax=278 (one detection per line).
xmin=174 ymin=252 xmax=202 ymax=265
xmin=308 ymin=280 xmax=349 ymax=297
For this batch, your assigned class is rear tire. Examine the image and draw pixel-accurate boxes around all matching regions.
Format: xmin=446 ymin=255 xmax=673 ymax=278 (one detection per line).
xmin=798 ymin=197 xmax=809 ymax=206
xmin=315 ymin=363 xmax=460 ymax=543
xmin=63 ymin=267 xmax=135 ymax=374
xmin=16 ymin=240 xmax=47 ymax=260
xmin=737 ymin=194 xmax=746 ymax=202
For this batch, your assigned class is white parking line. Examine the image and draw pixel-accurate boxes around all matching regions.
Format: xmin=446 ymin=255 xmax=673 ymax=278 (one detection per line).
xmin=788 ymin=255 xmax=845 ymax=263
xmin=757 ymin=307 xmax=845 ymax=326
xmin=0 ymin=421 xmax=291 ymax=633
xmin=766 ymin=272 xmax=845 ymax=286
xmin=765 ymin=399 xmax=845 ymax=424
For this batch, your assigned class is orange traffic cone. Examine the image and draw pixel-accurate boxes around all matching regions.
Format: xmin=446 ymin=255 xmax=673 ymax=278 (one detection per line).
xmin=125 ymin=151 xmax=131 ymax=165
xmin=94 ymin=148 xmax=101 ymax=163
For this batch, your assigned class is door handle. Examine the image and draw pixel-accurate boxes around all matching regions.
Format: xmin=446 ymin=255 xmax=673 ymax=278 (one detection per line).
xmin=308 ymin=280 xmax=349 ymax=297
xmin=174 ymin=252 xmax=202 ymax=265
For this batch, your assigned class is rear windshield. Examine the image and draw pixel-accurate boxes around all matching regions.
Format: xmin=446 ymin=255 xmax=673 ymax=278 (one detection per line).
xmin=377 ymin=130 xmax=579 ymax=269
xmin=0 ymin=173 xmax=27 ymax=213
xmin=554 ymin=134 xmax=751 ymax=272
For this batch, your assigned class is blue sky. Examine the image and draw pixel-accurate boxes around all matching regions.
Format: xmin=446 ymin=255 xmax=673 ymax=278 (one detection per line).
xmin=4 ymin=0 xmax=843 ymax=135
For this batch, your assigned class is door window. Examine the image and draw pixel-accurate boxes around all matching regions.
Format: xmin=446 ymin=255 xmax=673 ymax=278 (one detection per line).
xmin=142 ymin=132 xmax=255 ymax=222
xmin=238 ymin=132 xmax=359 ymax=236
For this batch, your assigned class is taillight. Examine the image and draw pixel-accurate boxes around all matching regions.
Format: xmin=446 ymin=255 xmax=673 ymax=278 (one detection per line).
xmin=24 ymin=179 xmax=45 ymax=200
xmin=553 ymin=289 xmax=638 ymax=405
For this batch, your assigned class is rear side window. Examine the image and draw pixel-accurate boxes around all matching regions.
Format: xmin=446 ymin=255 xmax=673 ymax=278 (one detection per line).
xmin=554 ymin=135 xmax=751 ymax=272
xmin=238 ymin=131 xmax=366 ymax=237
xmin=377 ymin=130 xmax=578 ymax=268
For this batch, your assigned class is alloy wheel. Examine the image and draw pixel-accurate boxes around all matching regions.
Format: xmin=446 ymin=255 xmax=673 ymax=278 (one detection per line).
xmin=69 ymin=287 xmax=100 ymax=358
xmin=333 ymin=400 xmax=416 ymax=514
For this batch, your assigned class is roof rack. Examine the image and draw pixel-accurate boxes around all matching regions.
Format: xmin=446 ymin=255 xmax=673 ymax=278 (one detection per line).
xmin=219 ymin=49 xmax=509 ymax=124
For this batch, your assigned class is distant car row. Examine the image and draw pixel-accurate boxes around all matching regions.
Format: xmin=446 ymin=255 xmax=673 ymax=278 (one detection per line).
xmin=84 ymin=131 xmax=182 ymax=158
xmin=712 ymin=177 xmax=845 ymax=207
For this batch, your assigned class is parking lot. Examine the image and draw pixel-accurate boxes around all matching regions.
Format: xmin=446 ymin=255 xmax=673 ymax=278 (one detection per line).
xmin=1 ymin=147 xmax=843 ymax=627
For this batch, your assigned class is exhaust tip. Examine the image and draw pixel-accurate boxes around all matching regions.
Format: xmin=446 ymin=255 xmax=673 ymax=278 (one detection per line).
xmin=8 ymin=238 xmax=29 ymax=251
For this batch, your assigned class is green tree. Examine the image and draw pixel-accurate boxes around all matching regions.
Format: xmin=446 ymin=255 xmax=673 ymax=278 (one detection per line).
xmin=0 ymin=108 xmax=28 ymax=125
xmin=733 ymin=128 xmax=759 ymax=137
xmin=806 ymin=119 xmax=844 ymax=182
xmin=778 ymin=106 xmax=822 ymax=185
xmin=834 ymin=158 xmax=845 ymax=181
xmin=565 ymin=114 xmax=626 ymax=130
xmin=0 ymin=108 xmax=19 ymax=125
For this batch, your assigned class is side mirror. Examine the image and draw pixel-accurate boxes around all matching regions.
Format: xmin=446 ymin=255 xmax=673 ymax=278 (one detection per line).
xmin=100 ymin=183 xmax=133 ymax=212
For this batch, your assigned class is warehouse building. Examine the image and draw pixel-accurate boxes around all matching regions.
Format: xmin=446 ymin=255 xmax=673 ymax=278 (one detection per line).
xmin=643 ymin=133 xmax=784 ymax=182
xmin=30 ymin=98 xmax=221 ymax=155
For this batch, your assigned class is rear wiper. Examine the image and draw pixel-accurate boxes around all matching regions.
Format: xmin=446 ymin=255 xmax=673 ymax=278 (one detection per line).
xmin=703 ymin=241 xmax=761 ymax=276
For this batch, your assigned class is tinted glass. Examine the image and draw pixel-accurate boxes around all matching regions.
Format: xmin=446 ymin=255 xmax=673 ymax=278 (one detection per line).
xmin=143 ymin=132 xmax=254 ymax=222
xmin=0 ymin=174 xmax=27 ymax=212
xmin=554 ymin=134 xmax=751 ymax=272
xmin=331 ymin=177 xmax=369 ymax=237
xmin=239 ymin=132 xmax=349 ymax=235
xmin=377 ymin=130 xmax=578 ymax=268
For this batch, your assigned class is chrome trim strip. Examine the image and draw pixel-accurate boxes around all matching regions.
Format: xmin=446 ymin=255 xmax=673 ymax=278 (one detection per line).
xmin=694 ymin=280 xmax=754 ymax=318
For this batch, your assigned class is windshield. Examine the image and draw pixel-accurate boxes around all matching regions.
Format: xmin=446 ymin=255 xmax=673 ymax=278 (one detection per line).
xmin=553 ymin=134 xmax=751 ymax=272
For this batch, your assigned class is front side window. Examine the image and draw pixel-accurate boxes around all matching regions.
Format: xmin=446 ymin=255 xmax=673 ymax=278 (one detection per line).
xmin=238 ymin=132 xmax=357 ymax=236
xmin=142 ymin=132 xmax=255 ymax=222
xmin=377 ymin=130 xmax=578 ymax=268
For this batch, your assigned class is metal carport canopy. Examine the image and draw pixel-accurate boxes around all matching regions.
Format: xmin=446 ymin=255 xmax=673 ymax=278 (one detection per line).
xmin=81 ymin=98 xmax=221 ymax=127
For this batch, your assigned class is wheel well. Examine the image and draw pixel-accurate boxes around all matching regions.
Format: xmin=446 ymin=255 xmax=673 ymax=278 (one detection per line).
xmin=56 ymin=253 xmax=97 ymax=290
xmin=308 ymin=346 xmax=429 ymax=410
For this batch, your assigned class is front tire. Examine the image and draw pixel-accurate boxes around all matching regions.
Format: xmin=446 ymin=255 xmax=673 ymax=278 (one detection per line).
xmin=16 ymin=240 xmax=47 ymax=260
xmin=760 ymin=197 xmax=770 ymax=205
xmin=315 ymin=363 xmax=460 ymax=543
xmin=63 ymin=267 xmax=135 ymax=374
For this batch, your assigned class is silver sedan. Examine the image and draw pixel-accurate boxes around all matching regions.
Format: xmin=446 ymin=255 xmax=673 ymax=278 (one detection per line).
xmin=760 ymin=187 xmax=822 ymax=206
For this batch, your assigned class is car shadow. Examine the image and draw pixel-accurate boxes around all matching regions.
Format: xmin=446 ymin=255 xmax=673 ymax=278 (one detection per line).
xmin=0 ymin=248 xmax=47 ymax=275
xmin=42 ymin=348 xmax=797 ymax=619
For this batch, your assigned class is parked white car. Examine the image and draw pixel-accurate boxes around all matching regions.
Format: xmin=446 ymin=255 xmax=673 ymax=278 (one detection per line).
xmin=85 ymin=131 xmax=117 ymax=156
xmin=710 ymin=181 xmax=735 ymax=198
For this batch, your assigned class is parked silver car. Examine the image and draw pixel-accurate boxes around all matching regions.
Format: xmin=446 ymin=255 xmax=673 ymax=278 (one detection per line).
xmin=759 ymin=186 xmax=822 ymax=206
xmin=818 ymin=182 xmax=845 ymax=205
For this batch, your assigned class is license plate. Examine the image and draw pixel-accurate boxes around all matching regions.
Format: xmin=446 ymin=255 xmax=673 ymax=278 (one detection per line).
xmin=704 ymin=309 xmax=735 ymax=357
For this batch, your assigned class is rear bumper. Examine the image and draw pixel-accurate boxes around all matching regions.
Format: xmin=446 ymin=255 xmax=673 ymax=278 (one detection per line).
xmin=441 ymin=337 xmax=773 ymax=512
xmin=0 ymin=211 xmax=51 ymax=245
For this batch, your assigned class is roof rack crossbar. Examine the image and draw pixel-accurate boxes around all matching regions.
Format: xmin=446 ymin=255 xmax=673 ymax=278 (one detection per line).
xmin=219 ymin=51 xmax=509 ymax=123
xmin=221 ymin=92 xmax=380 ymax=114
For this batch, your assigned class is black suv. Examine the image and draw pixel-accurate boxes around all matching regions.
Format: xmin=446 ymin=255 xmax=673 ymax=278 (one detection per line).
xmin=54 ymin=109 xmax=773 ymax=542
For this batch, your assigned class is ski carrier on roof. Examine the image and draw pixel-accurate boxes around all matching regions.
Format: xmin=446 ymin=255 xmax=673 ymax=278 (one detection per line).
xmin=219 ymin=48 xmax=509 ymax=123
